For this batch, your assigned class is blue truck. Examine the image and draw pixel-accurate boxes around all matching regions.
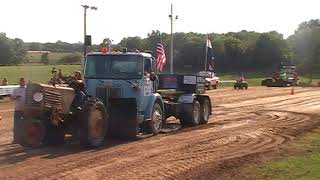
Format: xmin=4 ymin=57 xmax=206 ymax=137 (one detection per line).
xmin=18 ymin=51 xmax=212 ymax=148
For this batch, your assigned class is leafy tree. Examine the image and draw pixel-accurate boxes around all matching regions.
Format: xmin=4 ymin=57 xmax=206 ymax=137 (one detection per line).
xmin=251 ymin=32 xmax=291 ymax=72
xmin=28 ymin=42 xmax=42 ymax=51
xmin=58 ymin=53 xmax=81 ymax=64
xmin=0 ymin=33 xmax=14 ymax=65
xmin=41 ymin=52 xmax=49 ymax=65
xmin=11 ymin=38 xmax=27 ymax=64
xmin=0 ymin=33 xmax=26 ymax=65
xmin=119 ymin=36 xmax=144 ymax=51
xmin=288 ymin=19 xmax=320 ymax=79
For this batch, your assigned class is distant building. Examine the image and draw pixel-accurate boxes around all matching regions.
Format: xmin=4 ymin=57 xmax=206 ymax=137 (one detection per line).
xmin=27 ymin=51 xmax=51 ymax=54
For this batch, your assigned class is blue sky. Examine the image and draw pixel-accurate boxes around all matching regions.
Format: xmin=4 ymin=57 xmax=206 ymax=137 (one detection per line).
xmin=0 ymin=0 xmax=319 ymax=44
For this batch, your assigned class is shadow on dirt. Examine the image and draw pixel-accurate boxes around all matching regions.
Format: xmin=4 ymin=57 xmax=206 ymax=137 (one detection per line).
xmin=0 ymin=122 xmax=182 ymax=166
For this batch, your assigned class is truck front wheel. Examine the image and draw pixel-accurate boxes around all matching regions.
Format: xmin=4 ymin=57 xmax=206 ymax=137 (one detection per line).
xmin=144 ymin=103 xmax=163 ymax=134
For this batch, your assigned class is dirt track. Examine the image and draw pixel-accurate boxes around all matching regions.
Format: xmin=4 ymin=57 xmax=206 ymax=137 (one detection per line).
xmin=0 ymin=87 xmax=320 ymax=179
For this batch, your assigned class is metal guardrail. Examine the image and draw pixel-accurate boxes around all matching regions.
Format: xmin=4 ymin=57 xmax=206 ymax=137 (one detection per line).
xmin=0 ymin=85 xmax=19 ymax=96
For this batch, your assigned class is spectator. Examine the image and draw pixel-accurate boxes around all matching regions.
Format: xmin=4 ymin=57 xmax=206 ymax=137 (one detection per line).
xmin=58 ymin=69 xmax=63 ymax=79
xmin=10 ymin=77 xmax=26 ymax=143
xmin=57 ymin=69 xmax=63 ymax=84
xmin=74 ymin=71 xmax=82 ymax=80
xmin=2 ymin=78 xmax=8 ymax=86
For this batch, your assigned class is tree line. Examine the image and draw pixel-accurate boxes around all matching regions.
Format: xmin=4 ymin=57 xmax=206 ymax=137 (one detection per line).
xmin=0 ymin=19 xmax=319 ymax=77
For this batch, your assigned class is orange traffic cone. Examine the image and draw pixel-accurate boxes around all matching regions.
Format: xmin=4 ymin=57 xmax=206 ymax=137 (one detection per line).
xmin=291 ymin=86 xmax=294 ymax=95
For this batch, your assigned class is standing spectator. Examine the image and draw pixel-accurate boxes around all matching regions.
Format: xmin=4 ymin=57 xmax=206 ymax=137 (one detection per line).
xmin=58 ymin=69 xmax=63 ymax=79
xmin=57 ymin=69 xmax=63 ymax=84
xmin=10 ymin=77 xmax=26 ymax=143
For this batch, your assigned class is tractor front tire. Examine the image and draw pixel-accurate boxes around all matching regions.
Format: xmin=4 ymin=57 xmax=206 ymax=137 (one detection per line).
xmin=19 ymin=120 xmax=45 ymax=148
xmin=79 ymin=97 xmax=108 ymax=148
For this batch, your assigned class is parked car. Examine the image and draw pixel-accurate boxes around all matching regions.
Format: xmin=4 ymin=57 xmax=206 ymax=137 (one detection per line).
xmin=197 ymin=71 xmax=220 ymax=89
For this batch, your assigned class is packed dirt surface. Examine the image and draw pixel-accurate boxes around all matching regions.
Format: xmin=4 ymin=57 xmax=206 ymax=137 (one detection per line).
xmin=1 ymin=87 xmax=320 ymax=179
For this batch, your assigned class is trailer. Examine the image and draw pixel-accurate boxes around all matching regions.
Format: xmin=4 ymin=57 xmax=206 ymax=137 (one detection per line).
xmin=157 ymin=74 xmax=212 ymax=126
xmin=0 ymin=85 xmax=19 ymax=99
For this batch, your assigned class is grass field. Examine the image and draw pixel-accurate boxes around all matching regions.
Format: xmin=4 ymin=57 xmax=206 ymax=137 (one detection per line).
xmin=0 ymin=64 xmax=319 ymax=85
xmin=254 ymin=129 xmax=320 ymax=180
xmin=27 ymin=51 xmax=82 ymax=64
xmin=0 ymin=65 xmax=81 ymax=84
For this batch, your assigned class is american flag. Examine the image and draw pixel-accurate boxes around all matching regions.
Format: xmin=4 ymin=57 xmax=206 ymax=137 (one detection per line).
xmin=156 ymin=43 xmax=167 ymax=72
xmin=206 ymin=35 xmax=215 ymax=71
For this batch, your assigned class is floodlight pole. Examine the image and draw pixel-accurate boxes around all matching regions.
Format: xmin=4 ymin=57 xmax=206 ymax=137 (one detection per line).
xmin=169 ymin=4 xmax=178 ymax=74
xmin=82 ymin=5 xmax=97 ymax=58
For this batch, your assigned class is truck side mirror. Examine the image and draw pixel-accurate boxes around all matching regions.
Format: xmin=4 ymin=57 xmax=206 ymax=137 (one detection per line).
xmin=150 ymin=72 xmax=157 ymax=81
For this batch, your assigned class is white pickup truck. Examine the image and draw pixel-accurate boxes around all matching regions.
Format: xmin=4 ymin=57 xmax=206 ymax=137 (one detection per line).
xmin=0 ymin=85 xmax=19 ymax=99
xmin=197 ymin=71 xmax=220 ymax=89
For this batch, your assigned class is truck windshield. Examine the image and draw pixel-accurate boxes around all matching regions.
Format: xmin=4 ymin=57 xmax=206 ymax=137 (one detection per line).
xmin=84 ymin=55 xmax=143 ymax=79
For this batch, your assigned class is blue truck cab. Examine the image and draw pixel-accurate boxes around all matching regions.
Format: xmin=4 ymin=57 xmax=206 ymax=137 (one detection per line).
xmin=83 ymin=50 xmax=212 ymax=141
xmin=83 ymin=51 xmax=164 ymax=136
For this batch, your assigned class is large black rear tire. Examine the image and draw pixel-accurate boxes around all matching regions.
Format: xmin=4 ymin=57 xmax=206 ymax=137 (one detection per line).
xmin=199 ymin=99 xmax=210 ymax=124
xmin=180 ymin=100 xmax=201 ymax=127
xmin=79 ymin=97 xmax=108 ymax=148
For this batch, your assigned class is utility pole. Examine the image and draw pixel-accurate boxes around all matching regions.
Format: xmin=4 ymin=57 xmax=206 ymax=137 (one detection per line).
xmin=81 ymin=5 xmax=97 ymax=58
xmin=169 ymin=4 xmax=178 ymax=74
xmin=205 ymin=34 xmax=208 ymax=71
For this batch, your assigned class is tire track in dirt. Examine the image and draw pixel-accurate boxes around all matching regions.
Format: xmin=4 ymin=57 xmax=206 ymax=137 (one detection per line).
xmin=50 ymin=111 xmax=311 ymax=180
xmin=46 ymin=89 xmax=320 ymax=179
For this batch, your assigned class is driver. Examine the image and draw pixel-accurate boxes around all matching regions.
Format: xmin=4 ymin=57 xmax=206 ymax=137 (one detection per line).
xmin=144 ymin=62 xmax=151 ymax=77
xmin=239 ymin=74 xmax=245 ymax=82
xmin=69 ymin=80 xmax=86 ymax=112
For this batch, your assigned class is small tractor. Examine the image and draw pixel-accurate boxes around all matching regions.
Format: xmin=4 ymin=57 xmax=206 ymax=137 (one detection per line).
xmin=16 ymin=51 xmax=212 ymax=148
xmin=261 ymin=65 xmax=299 ymax=87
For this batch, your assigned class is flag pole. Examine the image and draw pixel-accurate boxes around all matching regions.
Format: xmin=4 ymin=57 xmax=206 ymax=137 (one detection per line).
xmin=205 ymin=34 xmax=208 ymax=71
